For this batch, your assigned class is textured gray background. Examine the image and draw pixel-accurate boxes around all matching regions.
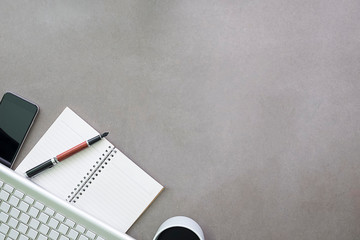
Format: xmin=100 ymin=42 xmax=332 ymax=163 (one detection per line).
xmin=1 ymin=1 xmax=360 ymax=239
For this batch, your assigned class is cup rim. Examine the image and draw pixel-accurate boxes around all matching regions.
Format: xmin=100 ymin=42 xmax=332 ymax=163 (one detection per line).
xmin=153 ymin=216 xmax=204 ymax=240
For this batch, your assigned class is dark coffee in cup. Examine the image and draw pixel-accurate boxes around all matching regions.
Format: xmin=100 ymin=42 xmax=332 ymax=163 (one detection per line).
xmin=153 ymin=216 xmax=204 ymax=240
xmin=156 ymin=226 xmax=200 ymax=240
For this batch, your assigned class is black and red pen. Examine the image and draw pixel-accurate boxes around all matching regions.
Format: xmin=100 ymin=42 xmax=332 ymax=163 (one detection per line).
xmin=25 ymin=132 xmax=109 ymax=178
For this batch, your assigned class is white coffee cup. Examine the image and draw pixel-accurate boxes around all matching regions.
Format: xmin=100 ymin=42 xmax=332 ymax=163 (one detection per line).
xmin=153 ymin=216 xmax=205 ymax=240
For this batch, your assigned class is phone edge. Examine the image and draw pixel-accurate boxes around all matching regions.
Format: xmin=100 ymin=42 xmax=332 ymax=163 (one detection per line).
xmin=3 ymin=91 xmax=39 ymax=169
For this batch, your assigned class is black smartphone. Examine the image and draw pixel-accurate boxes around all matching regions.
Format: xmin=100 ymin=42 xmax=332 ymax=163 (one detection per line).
xmin=0 ymin=92 xmax=39 ymax=168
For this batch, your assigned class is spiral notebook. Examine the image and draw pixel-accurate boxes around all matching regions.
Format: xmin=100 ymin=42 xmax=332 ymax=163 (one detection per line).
xmin=16 ymin=107 xmax=164 ymax=233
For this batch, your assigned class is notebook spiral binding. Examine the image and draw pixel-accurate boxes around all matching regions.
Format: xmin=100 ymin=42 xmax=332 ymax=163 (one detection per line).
xmin=66 ymin=146 xmax=116 ymax=203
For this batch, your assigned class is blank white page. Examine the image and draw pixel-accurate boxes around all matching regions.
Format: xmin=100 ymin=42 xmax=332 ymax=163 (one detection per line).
xmin=71 ymin=148 xmax=164 ymax=233
xmin=16 ymin=107 xmax=113 ymax=200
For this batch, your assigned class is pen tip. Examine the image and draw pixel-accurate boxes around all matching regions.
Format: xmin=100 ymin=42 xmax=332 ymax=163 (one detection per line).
xmin=101 ymin=132 xmax=109 ymax=138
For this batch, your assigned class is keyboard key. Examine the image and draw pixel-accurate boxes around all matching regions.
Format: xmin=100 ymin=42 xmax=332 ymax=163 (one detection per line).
xmin=29 ymin=218 xmax=40 ymax=229
xmin=18 ymin=234 xmax=29 ymax=240
xmin=68 ymin=229 xmax=79 ymax=239
xmin=18 ymin=201 xmax=29 ymax=212
xmin=0 ymin=190 xmax=9 ymax=201
xmin=19 ymin=212 xmax=30 ymax=224
xmin=75 ymin=224 xmax=86 ymax=233
xmin=14 ymin=190 xmax=24 ymax=199
xmin=96 ymin=236 xmax=105 ymax=240
xmin=79 ymin=235 xmax=89 ymax=240
xmin=38 ymin=233 xmax=47 ymax=240
xmin=0 ymin=223 xmax=9 ymax=235
xmin=44 ymin=207 xmax=55 ymax=216
xmin=3 ymin=184 xmax=14 ymax=193
xmin=23 ymin=196 xmax=34 ymax=205
xmin=49 ymin=229 xmax=60 ymax=240
xmin=8 ymin=229 xmax=19 ymax=239
xmin=9 ymin=195 xmax=20 ymax=206
xmin=27 ymin=228 xmax=37 ymax=239
xmin=0 ymin=212 xmax=8 ymax=222
xmin=55 ymin=213 xmax=65 ymax=222
xmin=28 ymin=206 xmax=39 ymax=218
xmin=85 ymin=230 xmax=96 ymax=239
xmin=17 ymin=222 xmax=28 ymax=234
xmin=58 ymin=223 xmax=69 ymax=235
xmin=59 ymin=235 xmax=70 ymax=240
xmin=39 ymin=223 xmax=50 ymax=235
xmin=0 ymin=202 xmax=10 ymax=212
xmin=39 ymin=212 xmax=49 ymax=223
xmin=8 ymin=217 xmax=18 ymax=228
xmin=9 ymin=208 xmax=20 ymax=218
xmin=0 ymin=180 xmax=3 ymax=187
xmin=65 ymin=218 xmax=75 ymax=228
xmin=0 ymin=232 xmax=5 ymax=240
xmin=34 ymin=201 xmax=44 ymax=210
xmin=49 ymin=218 xmax=59 ymax=229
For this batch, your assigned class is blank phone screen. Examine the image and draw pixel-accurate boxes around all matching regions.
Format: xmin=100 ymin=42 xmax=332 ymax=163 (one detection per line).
xmin=0 ymin=93 xmax=38 ymax=166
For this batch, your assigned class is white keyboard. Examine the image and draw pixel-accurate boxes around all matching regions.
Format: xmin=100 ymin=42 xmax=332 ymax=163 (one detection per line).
xmin=0 ymin=164 xmax=135 ymax=240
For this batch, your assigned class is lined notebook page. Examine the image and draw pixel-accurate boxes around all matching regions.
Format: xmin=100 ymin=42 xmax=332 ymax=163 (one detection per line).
xmin=16 ymin=107 xmax=164 ymax=233
xmin=71 ymin=148 xmax=164 ymax=233
xmin=15 ymin=107 xmax=113 ymax=200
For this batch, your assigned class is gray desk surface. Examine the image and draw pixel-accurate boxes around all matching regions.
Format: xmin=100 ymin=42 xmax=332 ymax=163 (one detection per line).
xmin=1 ymin=1 xmax=359 ymax=239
